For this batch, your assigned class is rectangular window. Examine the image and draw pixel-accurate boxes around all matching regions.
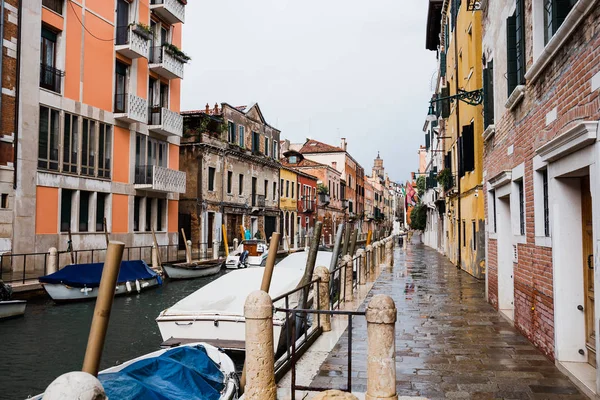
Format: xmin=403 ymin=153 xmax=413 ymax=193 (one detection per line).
xmin=462 ymin=123 xmax=475 ymax=172
xmin=145 ymin=198 xmax=153 ymax=231
xmin=81 ymin=118 xmax=96 ymax=176
xmin=462 ymin=220 xmax=466 ymax=247
xmin=40 ymin=27 xmax=60 ymax=93
xmin=291 ymin=181 xmax=294 ymax=199
xmin=79 ymin=191 xmax=90 ymax=232
xmin=134 ymin=196 xmax=141 ymax=232
xmin=265 ymin=137 xmax=269 ymax=157
xmin=157 ymin=199 xmax=164 ymax=231
xmin=544 ymin=0 xmax=576 ymax=44
xmin=264 ymin=179 xmax=268 ymax=198
xmin=281 ymin=179 xmax=284 ymax=196
xmin=252 ymin=131 xmax=260 ymax=153
xmin=115 ymin=0 xmax=129 ymax=45
xmin=518 ymin=180 xmax=525 ymax=235
xmin=506 ymin=2 xmax=525 ymax=96
xmin=114 ymin=61 xmax=128 ymax=113
xmin=272 ymin=140 xmax=278 ymax=159
xmin=273 ymin=182 xmax=277 ymax=200
xmin=492 ymin=190 xmax=497 ymax=233
xmin=472 ymin=221 xmax=477 ymax=250
xmin=483 ymin=61 xmax=494 ymax=128
xmin=227 ymin=171 xmax=233 ymax=194
xmin=60 ymin=189 xmax=73 ymax=233
xmin=62 ymin=113 xmax=78 ymax=173
xmin=543 ymin=170 xmax=550 ymax=237
xmin=96 ymin=193 xmax=106 ymax=232
xmin=38 ymin=106 xmax=60 ymax=171
xmin=228 ymin=121 xmax=236 ymax=143
xmin=208 ymin=167 xmax=216 ymax=191
xmin=98 ymin=124 xmax=111 ymax=179
xmin=239 ymin=174 xmax=244 ymax=196
xmin=238 ymin=126 xmax=245 ymax=147
xmin=1 ymin=194 xmax=8 ymax=209
xmin=286 ymin=180 xmax=290 ymax=197
xmin=43 ymin=0 xmax=63 ymax=14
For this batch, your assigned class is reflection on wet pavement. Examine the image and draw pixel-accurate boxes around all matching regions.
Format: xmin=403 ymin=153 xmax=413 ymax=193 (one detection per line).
xmin=310 ymin=244 xmax=586 ymax=399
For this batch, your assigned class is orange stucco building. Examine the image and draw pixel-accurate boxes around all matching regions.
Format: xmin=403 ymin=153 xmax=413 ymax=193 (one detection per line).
xmin=12 ymin=0 xmax=187 ymax=265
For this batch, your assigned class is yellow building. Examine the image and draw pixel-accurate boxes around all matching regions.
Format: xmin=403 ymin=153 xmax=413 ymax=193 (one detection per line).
xmin=279 ymin=166 xmax=298 ymax=247
xmin=439 ymin=0 xmax=485 ymax=278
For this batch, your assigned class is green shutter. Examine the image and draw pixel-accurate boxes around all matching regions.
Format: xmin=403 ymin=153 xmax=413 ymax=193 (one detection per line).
xmin=515 ymin=0 xmax=526 ymax=84
xmin=441 ymin=86 xmax=451 ymax=118
xmin=425 ymin=133 xmax=431 ymax=150
xmin=462 ymin=123 xmax=475 ymax=172
xmin=506 ymin=16 xmax=517 ymax=96
xmin=458 ymin=136 xmax=465 ymax=178
xmin=483 ymin=61 xmax=495 ymax=128
xmin=440 ymin=52 xmax=447 ymax=78
xmin=554 ymin=0 xmax=575 ymax=34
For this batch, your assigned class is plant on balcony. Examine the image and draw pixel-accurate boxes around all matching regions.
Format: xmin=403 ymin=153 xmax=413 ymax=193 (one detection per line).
xmin=132 ymin=22 xmax=154 ymax=40
xmin=163 ymin=43 xmax=191 ymax=63
xmin=317 ymin=183 xmax=329 ymax=195
xmin=416 ymin=175 xmax=426 ymax=197
xmin=410 ymin=202 xmax=427 ymax=231
xmin=436 ymin=168 xmax=453 ymax=191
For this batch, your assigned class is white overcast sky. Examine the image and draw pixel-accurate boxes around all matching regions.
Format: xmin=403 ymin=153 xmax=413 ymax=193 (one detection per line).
xmin=181 ymin=0 xmax=436 ymax=183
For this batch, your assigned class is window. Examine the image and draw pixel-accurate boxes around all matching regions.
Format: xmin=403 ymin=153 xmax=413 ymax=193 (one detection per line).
xmin=286 ymin=180 xmax=289 ymax=197
xmin=544 ymin=0 xmax=576 ymax=44
xmin=81 ymin=118 xmax=96 ymax=176
xmin=238 ymin=126 xmax=245 ymax=147
xmin=472 ymin=221 xmax=477 ymax=250
xmin=38 ymin=106 xmax=60 ymax=170
xmin=462 ymin=220 xmax=466 ymax=247
xmin=264 ymin=179 xmax=268 ymax=198
xmin=507 ymin=0 xmax=526 ymax=96
xmin=461 ymin=123 xmax=475 ymax=173
xmin=273 ymin=182 xmax=277 ymax=200
xmin=79 ymin=191 xmax=90 ymax=232
xmin=98 ymin=124 xmax=111 ymax=179
xmin=289 ymin=155 xmax=297 ymax=164
xmin=265 ymin=137 xmax=270 ymax=157
xmin=145 ymin=198 xmax=153 ymax=231
xmin=134 ymin=196 xmax=141 ymax=232
xmin=114 ymin=61 xmax=128 ymax=113
xmin=157 ymin=199 xmax=165 ymax=231
xmin=96 ymin=193 xmax=106 ymax=231
xmin=483 ymin=61 xmax=494 ymax=128
xmin=518 ymin=180 xmax=525 ymax=235
xmin=60 ymin=189 xmax=73 ymax=232
xmin=543 ymin=169 xmax=550 ymax=237
xmin=62 ymin=113 xmax=78 ymax=173
xmin=115 ymin=0 xmax=129 ymax=45
xmin=1 ymin=194 xmax=7 ymax=209
xmin=281 ymin=179 xmax=284 ymax=196
xmin=291 ymin=181 xmax=294 ymax=199
xmin=252 ymin=131 xmax=260 ymax=153
xmin=227 ymin=171 xmax=233 ymax=194
xmin=135 ymin=134 xmax=168 ymax=183
xmin=491 ymin=190 xmax=497 ymax=233
xmin=208 ymin=167 xmax=216 ymax=191
xmin=40 ymin=27 xmax=60 ymax=93
xmin=43 ymin=0 xmax=63 ymax=14
xmin=227 ymin=121 xmax=237 ymax=144
xmin=239 ymin=174 xmax=244 ymax=195
xmin=272 ymin=140 xmax=278 ymax=159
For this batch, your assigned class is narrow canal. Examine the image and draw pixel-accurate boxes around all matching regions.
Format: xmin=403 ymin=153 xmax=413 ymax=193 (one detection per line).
xmin=0 ymin=269 xmax=232 ymax=400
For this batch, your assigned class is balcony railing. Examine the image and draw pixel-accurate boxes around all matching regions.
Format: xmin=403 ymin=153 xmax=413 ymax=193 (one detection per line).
xmin=42 ymin=0 xmax=63 ymax=14
xmin=150 ymin=0 xmax=185 ymax=24
xmin=252 ymin=194 xmax=266 ymax=207
xmin=114 ymin=93 xmax=148 ymax=124
xmin=318 ymin=193 xmax=330 ymax=206
xmin=303 ymin=199 xmax=315 ymax=212
xmin=115 ymin=25 xmax=150 ymax=59
xmin=40 ymin=63 xmax=63 ymax=94
xmin=149 ymin=46 xmax=185 ymax=80
xmin=148 ymin=106 xmax=183 ymax=137
xmin=134 ymin=165 xmax=186 ymax=194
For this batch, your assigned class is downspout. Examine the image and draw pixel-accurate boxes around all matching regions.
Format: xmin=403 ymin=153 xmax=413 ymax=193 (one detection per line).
xmin=0 ymin=0 xmax=5 ymax=139
xmin=453 ymin=7 xmax=462 ymax=269
xmin=12 ymin=0 xmax=20 ymax=190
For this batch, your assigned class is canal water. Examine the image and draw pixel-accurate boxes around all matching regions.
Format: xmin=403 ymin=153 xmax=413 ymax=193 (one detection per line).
xmin=0 ymin=269 xmax=232 ymax=400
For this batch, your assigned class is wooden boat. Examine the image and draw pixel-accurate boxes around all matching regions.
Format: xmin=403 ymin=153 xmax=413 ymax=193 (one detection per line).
xmin=157 ymin=251 xmax=333 ymax=352
xmin=163 ymin=259 xmax=223 ymax=280
xmin=39 ymin=260 xmax=162 ymax=302
xmin=0 ymin=300 xmax=26 ymax=320
xmin=30 ymin=342 xmax=238 ymax=400
xmin=225 ymin=240 xmax=268 ymax=269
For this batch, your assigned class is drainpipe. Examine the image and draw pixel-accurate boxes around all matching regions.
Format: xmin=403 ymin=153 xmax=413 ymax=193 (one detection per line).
xmin=12 ymin=0 xmax=20 ymax=191
xmin=0 ymin=0 xmax=5 ymax=138
xmin=453 ymin=8 xmax=462 ymax=269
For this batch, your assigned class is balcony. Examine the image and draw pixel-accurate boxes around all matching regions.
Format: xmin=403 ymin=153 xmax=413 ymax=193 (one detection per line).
xmin=115 ymin=25 xmax=150 ymax=59
xmin=114 ymin=93 xmax=148 ymax=124
xmin=150 ymin=0 xmax=185 ymax=25
xmin=40 ymin=63 xmax=63 ymax=94
xmin=318 ymin=193 xmax=330 ymax=206
xmin=134 ymin=165 xmax=186 ymax=194
xmin=149 ymin=46 xmax=185 ymax=80
xmin=366 ymin=213 xmax=375 ymax=220
xmin=148 ymin=106 xmax=183 ymax=137
xmin=252 ymin=194 xmax=265 ymax=208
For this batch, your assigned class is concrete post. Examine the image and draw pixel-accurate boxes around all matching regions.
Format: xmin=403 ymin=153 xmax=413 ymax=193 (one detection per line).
xmin=345 ymin=255 xmax=354 ymax=302
xmin=185 ymin=240 xmax=192 ymax=263
xmin=341 ymin=255 xmax=352 ymax=302
xmin=233 ymin=238 xmax=239 ymax=250
xmin=313 ymin=390 xmax=359 ymax=400
xmin=358 ymin=249 xmax=367 ymax=285
xmin=385 ymin=240 xmax=393 ymax=268
xmin=151 ymin=244 xmax=159 ymax=270
xmin=244 ymin=290 xmax=276 ymax=399
xmin=313 ymin=266 xmax=331 ymax=332
xmin=366 ymin=295 xmax=398 ymax=400
xmin=366 ymin=245 xmax=374 ymax=282
xmin=44 ymin=371 xmax=106 ymax=400
xmin=48 ymin=247 xmax=58 ymax=274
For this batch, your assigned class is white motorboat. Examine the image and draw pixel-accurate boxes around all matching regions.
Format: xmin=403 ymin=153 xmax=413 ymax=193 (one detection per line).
xmin=30 ymin=342 xmax=238 ymax=400
xmin=0 ymin=300 xmax=26 ymax=320
xmin=225 ymin=240 xmax=268 ymax=269
xmin=163 ymin=259 xmax=223 ymax=280
xmin=156 ymin=251 xmax=333 ymax=352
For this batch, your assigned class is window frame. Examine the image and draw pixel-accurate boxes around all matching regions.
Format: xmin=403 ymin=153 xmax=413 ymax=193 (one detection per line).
xmin=208 ymin=166 xmax=216 ymax=191
xmin=238 ymin=174 xmax=244 ymax=196
xmin=38 ymin=105 xmax=60 ymax=171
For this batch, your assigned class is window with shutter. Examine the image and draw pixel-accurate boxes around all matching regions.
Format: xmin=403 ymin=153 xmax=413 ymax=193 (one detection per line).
xmin=483 ymin=61 xmax=495 ymax=128
xmin=441 ymin=86 xmax=450 ymax=118
xmin=425 ymin=133 xmax=430 ymax=150
xmin=462 ymin=123 xmax=475 ymax=172
xmin=545 ymin=0 xmax=576 ymax=44
xmin=440 ymin=52 xmax=447 ymax=78
xmin=458 ymin=137 xmax=465 ymax=177
xmin=515 ymin=0 xmax=526 ymax=85
xmin=506 ymin=15 xmax=518 ymax=96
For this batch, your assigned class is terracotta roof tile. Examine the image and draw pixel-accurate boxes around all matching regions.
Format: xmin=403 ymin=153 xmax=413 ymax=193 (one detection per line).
xmin=298 ymin=139 xmax=344 ymax=154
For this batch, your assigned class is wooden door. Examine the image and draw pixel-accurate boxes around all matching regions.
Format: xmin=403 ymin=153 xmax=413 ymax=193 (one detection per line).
xmin=582 ymin=176 xmax=595 ymax=366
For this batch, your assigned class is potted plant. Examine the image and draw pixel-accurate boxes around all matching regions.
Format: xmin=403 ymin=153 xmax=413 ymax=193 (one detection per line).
xmin=317 ymin=183 xmax=330 ymax=205
xmin=436 ymin=168 xmax=453 ymax=191
xmin=163 ymin=43 xmax=192 ymax=63
xmin=132 ymin=22 xmax=153 ymax=40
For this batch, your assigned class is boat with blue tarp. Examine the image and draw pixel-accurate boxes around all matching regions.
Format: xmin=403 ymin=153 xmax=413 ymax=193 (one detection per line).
xmin=39 ymin=260 xmax=163 ymax=302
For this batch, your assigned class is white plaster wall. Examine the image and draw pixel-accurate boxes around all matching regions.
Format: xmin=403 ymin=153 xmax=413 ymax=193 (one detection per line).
xmin=497 ymin=194 xmax=514 ymax=315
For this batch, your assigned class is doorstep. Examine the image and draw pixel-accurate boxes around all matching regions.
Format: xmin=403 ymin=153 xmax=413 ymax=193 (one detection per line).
xmin=558 ymin=361 xmax=597 ymax=399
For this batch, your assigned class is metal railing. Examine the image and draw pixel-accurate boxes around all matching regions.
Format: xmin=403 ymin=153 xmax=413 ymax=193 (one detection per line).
xmin=39 ymin=63 xmax=63 ymax=93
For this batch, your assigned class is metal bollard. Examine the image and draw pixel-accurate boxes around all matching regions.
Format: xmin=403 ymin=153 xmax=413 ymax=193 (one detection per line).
xmin=48 ymin=247 xmax=58 ymax=274
xmin=366 ymin=295 xmax=398 ymax=400
xmin=244 ymin=290 xmax=276 ymax=400
xmin=313 ymin=266 xmax=331 ymax=331
xmin=345 ymin=255 xmax=354 ymax=302
xmin=358 ymin=249 xmax=367 ymax=285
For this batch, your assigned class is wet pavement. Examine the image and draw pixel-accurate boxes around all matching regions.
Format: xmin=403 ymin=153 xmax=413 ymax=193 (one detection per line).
xmin=310 ymin=244 xmax=587 ymax=399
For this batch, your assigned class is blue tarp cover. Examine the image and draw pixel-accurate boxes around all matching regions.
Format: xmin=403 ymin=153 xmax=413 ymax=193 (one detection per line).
xmin=98 ymin=345 xmax=226 ymax=400
xmin=39 ymin=260 xmax=160 ymax=288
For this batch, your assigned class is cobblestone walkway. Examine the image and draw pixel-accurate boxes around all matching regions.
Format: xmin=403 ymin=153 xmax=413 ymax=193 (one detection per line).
xmin=310 ymin=244 xmax=587 ymax=399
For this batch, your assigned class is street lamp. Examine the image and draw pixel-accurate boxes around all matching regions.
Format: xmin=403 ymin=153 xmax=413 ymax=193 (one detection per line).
xmin=426 ymin=104 xmax=437 ymax=122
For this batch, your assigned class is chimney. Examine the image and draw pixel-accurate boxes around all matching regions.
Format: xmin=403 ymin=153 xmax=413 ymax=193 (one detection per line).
xmin=340 ymin=138 xmax=347 ymax=151
xmin=332 ymin=161 xmax=337 ymax=169
xmin=281 ymin=139 xmax=291 ymax=154
xmin=205 ymin=103 xmax=210 ymax=114
xmin=214 ymin=103 xmax=219 ymax=115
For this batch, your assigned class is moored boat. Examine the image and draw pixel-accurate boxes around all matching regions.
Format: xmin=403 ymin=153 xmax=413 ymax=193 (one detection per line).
xmin=163 ymin=259 xmax=224 ymax=280
xmin=0 ymin=299 xmax=26 ymax=320
xmin=39 ymin=260 xmax=162 ymax=302
xmin=30 ymin=343 xmax=238 ymax=400
xmin=225 ymin=240 xmax=268 ymax=269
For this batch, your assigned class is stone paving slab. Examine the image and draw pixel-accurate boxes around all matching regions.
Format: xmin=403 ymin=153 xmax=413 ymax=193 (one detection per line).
xmin=309 ymin=245 xmax=588 ymax=400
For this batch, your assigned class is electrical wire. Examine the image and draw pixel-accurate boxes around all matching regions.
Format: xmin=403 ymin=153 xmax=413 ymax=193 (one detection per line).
xmin=68 ymin=0 xmax=115 ymax=42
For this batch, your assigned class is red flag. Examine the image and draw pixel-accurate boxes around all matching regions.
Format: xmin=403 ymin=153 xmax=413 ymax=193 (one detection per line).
xmin=406 ymin=182 xmax=417 ymax=206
